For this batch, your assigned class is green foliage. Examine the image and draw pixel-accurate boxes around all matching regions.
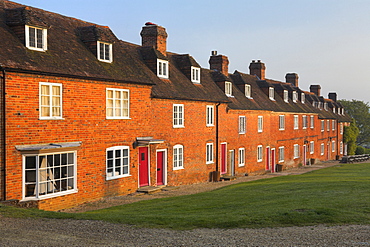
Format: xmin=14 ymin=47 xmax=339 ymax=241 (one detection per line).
xmin=356 ymin=146 xmax=366 ymax=155
xmin=343 ymin=119 xmax=360 ymax=155
xmin=2 ymin=164 xmax=370 ymax=229
xmin=339 ymin=99 xmax=370 ymax=145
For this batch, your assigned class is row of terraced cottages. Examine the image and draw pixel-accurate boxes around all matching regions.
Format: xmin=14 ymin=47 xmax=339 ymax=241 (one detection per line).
xmin=0 ymin=0 xmax=351 ymax=211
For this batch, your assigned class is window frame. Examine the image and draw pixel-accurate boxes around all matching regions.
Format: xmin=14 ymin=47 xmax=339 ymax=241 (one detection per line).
xmin=25 ymin=25 xmax=47 ymax=51
xmin=225 ymin=81 xmax=233 ymax=97
xmin=39 ymin=82 xmax=63 ymax=120
xmin=321 ymin=120 xmax=325 ymax=132
xmin=294 ymin=115 xmax=299 ymax=130
xmin=310 ymin=115 xmax=315 ymax=129
xmin=23 ymin=151 xmax=77 ymax=200
xmin=301 ymin=93 xmax=305 ymax=104
xmin=310 ymin=141 xmax=314 ymax=154
xmin=340 ymin=123 xmax=343 ymax=134
xmin=302 ymin=115 xmax=307 ymax=129
xmin=239 ymin=116 xmax=246 ymax=134
xmin=279 ymin=115 xmax=285 ymax=130
xmin=106 ymin=146 xmax=130 ymax=180
xmin=238 ymin=148 xmax=245 ymax=167
xmin=292 ymin=91 xmax=298 ymax=103
xmin=327 ymin=120 xmax=330 ymax=132
xmin=245 ymin=84 xmax=252 ymax=98
xmin=206 ymin=105 xmax=214 ymax=127
xmin=173 ymin=144 xmax=184 ymax=170
xmin=173 ymin=104 xmax=184 ymax=128
xmin=206 ymin=143 xmax=214 ymax=164
xmin=283 ymin=90 xmax=289 ymax=103
xmin=191 ymin=66 xmax=200 ymax=83
xmin=320 ymin=143 xmax=325 ymax=155
xmin=293 ymin=144 xmax=300 ymax=158
xmin=258 ymin=116 xmax=263 ymax=133
xmin=106 ymin=88 xmax=130 ymax=119
xmin=257 ymin=145 xmax=263 ymax=162
xmin=278 ymin=146 xmax=285 ymax=162
xmin=157 ymin=59 xmax=169 ymax=79
xmin=97 ymin=41 xmax=113 ymax=63
xmin=269 ymin=87 xmax=275 ymax=101
xmin=332 ymin=140 xmax=336 ymax=152
xmin=332 ymin=120 xmax=336 ymax=131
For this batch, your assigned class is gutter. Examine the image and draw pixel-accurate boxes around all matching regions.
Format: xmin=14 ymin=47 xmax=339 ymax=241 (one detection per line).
xmin=0 ymin=66 xmax=5 ymax=201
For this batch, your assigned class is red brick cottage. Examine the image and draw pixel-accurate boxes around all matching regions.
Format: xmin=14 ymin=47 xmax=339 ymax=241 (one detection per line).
xmin=0 ymin=0 xmax=351 ymax=210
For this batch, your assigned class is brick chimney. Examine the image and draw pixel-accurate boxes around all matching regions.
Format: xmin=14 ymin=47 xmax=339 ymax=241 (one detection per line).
xmin=310 ymin=85 xmax=321 ymax=96
xmin=328 ymin=92 xmax=337 ymax=102
xmin=285 ymin=73 xmax=299 ymax=87
xmin=140 ymin=22 xmax=168 ymax=55
xmin=209 ymin=51 xmax=229 ymax=76
xmin=249 ymin=60 xmax=266 ymax=80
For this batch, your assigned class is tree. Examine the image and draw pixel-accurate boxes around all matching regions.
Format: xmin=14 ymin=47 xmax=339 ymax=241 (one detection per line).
xmin=343 ymin=119 xmax=359 ymax=155
xmin=339 ymin=99 xmax=370 ymax=145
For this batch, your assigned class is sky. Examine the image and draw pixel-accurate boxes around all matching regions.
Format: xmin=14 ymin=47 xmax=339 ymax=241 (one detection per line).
xmin=13 ymin=0 xmax=370 ymax=102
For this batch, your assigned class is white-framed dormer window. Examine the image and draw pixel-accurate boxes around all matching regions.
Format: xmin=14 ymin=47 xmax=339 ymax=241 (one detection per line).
xmin=106 ymin=146 xmax=130 ymax=180
xmin=206 ymin=143 xmax=214 ymax=164
xmin=173 ymin=104 xmax=184 ymax=128
xmin=310 ymin=115 xmax=315 ymax=129
xmin=238 ymin=148 xmax=245 ymax=167
xmin=318 ymin=102 xmax=322 ymax=110
xmin=283 ymin=90 xmax=289 ymax=103
xmin=324 ymin=102 xmax=328 ymax=111
xmin=342 ymin=108 xmax=345 ymax=115
xmin=257 ymin=145 xmax=263 ymax=162
xmin=25 ymin=25 xmax=47 ymax=51
xmin=321 ymin=120 xmax=325 ymax=132
xmin=278 ymin=146 xmax=284 ymax=162
xmin=245 ymin=84 xmax=252 ymax=98
xmin=206 ymin=105 xmax=214 ymax=127
xmin=225 ymin=81 xmax=232 ymax=97
xmin=173 ymin=144 xmax=184 ymax=170
xmin=293 ymin=144 xmax=300 ymax=158
xmin=97 ymin=41 xmax=113 ymax=63
xmin=239 ymin=116 xmax=246 ymax=134
xmin=40 ymin=82 xmax=62 ymax=119
xmin=310 ymin=141 xmax=314 ymax=154
xmin=333 ymin=107 xmax=336 ymax=114
xmin=279 ymin=115 xmax=285 ymax=130
xmin=320 ymin=143 xmax=325 ymax=155
xmin=191 ymin=66 xmax=200 ymax=83
xmin=106 ymin=88 xmax=130 ymax=119
xmin=294 ymin=115 xmax=299 ymax=130
xmin=157 ymin=59 xmax=169 ymax=79
xmin=292 ymin=91 xmax=298 ymax=103
xmin=302 ymin=115 xmax=307 ymax=129
xmin=301 ymin=93 xmax=305 ymax=104
xmin=258 ymin=116 xmax=263 ymax=133
xmin=269 ymin=87 xmax=275 ymax=100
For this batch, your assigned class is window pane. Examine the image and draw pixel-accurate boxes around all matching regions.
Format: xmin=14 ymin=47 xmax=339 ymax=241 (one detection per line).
xmin=29 ymin=27 xmax=36 ymax=47
xmin=67 ymin=153 xmax=74 ymax=164
xmin=25 ymin=170 xmax=36 ymax=183
xmin=25 ymin=156 xmax=37 ymax=169
xmin=36 ymin=29 xmax=43 ymax=49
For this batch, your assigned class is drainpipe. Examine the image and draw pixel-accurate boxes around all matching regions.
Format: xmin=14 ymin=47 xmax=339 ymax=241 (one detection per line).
xmin=214 ymin=102 xmax=221 ymax=181
xmin=0 ymin=67 xmax=5 ymax=200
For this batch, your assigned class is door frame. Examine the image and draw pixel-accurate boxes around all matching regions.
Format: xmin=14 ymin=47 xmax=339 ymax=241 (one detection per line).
xmin=229 ymin=149 xmax=235 ymax=176
xmin=271 ymin=148 xmax=276 ymax=173
xmin=138 ymin=146 xmax=150 ymax=187
xmin=156 ymin=149 xmax=167 ymax=186
xmin=265 ymin=146 xmax=271 ymax=170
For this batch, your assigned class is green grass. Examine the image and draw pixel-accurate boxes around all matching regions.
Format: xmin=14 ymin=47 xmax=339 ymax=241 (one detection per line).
xmin=1 ymin=163 xmax=370 ymax=229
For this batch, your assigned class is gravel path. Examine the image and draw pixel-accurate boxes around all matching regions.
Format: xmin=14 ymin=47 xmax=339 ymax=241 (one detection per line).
xmin=1 ymin=161 xmax=369 ymax=246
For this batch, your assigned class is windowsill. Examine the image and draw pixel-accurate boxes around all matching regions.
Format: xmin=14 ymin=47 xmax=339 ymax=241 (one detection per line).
xmin=206 ymin=161 xmax=214 ymax=165
xmin=206 ymin=124 xmax=215 ymax=127
xmin=39 ymin=117 xmax=64 ymax=120
xmin=106 ymin=117 xmax=131 ymax=120
xmin=239 ymin=132 xmax=246 ymax=135
xmin=158 ymin=75 xmax=169 ymax=79
xmin=279 ymin=128 xmax=285 ymax=131
xmin=27 ymin=47 xmax=47 ymax=52
xmin=22 ymin=189 xmax=78 ymax=201
xmin=173 ymin=167 xmax=184 ymax=171
xmin=257 ymin=159 xmax=262 ymax=162
xmin=278 ymin=160 xmax=284 ymax=163
xmin=98 ymin=58 xmax=113 ymax=63
xmin=238 ymin=164 xmax=245 ymax=167
xmin=106 ymin=174 xmax=131 ymax=181
xmin=246 ymin=97 xmax=253 ymax=99
xmin=173 ymin=126 xmax=185 ymax=128
xmin=258 ymin=130 xmax=263 ymax=133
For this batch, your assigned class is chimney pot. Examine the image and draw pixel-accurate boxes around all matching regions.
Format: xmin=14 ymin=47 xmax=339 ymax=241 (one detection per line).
xmin=211 ymin=50 xmax=217 ymax=56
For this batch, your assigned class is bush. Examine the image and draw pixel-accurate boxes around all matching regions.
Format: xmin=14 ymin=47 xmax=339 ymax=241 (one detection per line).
xmin=355 ymin=146 xmax=366 ymax=155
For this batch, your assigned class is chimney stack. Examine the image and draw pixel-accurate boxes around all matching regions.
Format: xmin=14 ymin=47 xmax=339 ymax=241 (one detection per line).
xmin=140 ymin=22 xmax=168 ymax=55
xmin=310 ymin=85 xmax=321 ymax=96
xmin=285 ymin=73 xmax=299 ymax=87
xmin=209 ymin=51 xmax=229 ymax=76
xmin=249 ymin=60 xmax=266 ymax=80
xmin=328 ymin=92 xmax=337 ymax=102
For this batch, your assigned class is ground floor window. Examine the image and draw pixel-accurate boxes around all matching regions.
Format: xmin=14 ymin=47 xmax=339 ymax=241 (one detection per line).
xmin=24 ymin=151 xmax=76 ymax=199
xmin=106 ymin=146 xmax=130 ymax=180
xmin=206 ymin=143 xmax=214 ymax=164
xmin=173 ymin=144 xmax=184 ymax=170
xmin=278 ymin=146 xmax=284 ymax=162
xmin=257 ymin=145 xmax=263 ymax=162
xmin=238 ymin=148 xmax=245 ymax=167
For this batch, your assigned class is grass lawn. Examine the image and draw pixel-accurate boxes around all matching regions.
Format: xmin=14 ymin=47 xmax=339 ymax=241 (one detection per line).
xmin=1 ymin=163 xmax=370 ymax=229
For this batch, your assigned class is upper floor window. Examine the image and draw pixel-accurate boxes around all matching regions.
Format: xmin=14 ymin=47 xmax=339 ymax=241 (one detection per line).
xmin=157 ymin=59 xmax=169 ymax=79
xmin=225 ymin=81 xmax=232 ymax=97
xmin=206 ymin=105 xmax=214 ymax=126
xmin=293 ymin=144 xmax=300 ymax=158
xmin=310 ymin=115 xmax=315 ymax=129
xmin=191 ymin=67 xmax=200 ymax=83
xmin=340 ymin=123 xmax=343 ymax=134
xmin=173 ymin=104 xmax=184 ymax=128
xmin=25 ymin=25 xmax=47 ymax=51
xmin=301 ymin=93 xmax=305 ymax=104
xmin=332 ymin=120 xmax=336 ymax=131
xmin=106 ymin=146 xmax=130 ymax=180
xmin=258 ymin=116 xmax=263 ymax=133
xmin=283 ymin=90 xmax=289 ymax=103
xmin=294 ymin=115 xmax=299 ymax=130
xmin=340 ymin=141 xmax=343 ymax=154
xmin=279 ymin=115 xmax=285 ymax=130
xmin=269 ymin=87 xmax=275 ymax=100
xmin=206 ymin=143 xmax=214 ymax=164
xmin=106 ymin=88 xmax=129 ymax=119
xmin=327 ymin=120 xmax=330 ymax=131
xmin=245 ymin=84 xmax=252 ymax=98
xmin=292 ymin=91 xmax=298 ymax=103
xmin=278 ymin=146 xmax=285 ymax=162
xmin=238 ymin=148 xmax=245 ymax=167
xmin=40 ymin=82 xmax=62 ymax=119
xmin=173 ymin=144 xmax=184 ymax=170
xmin=321 ymin=120 xmax=325 ymax=132
xmin=97 ymin=41 xmax=113 ymax=63
xmin=302 ymin=115 xmax=307 ymax=129
xmin=239 ymin=116 xmax=246 ymax=134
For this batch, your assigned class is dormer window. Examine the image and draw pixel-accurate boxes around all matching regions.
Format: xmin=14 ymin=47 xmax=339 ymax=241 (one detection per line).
xmin=283 ymin=90 xmax=288 ymax=103
xmin=333 ymin=107 xmax=336 ymax=114
xmin=191 ymin=67 xmax=200 ymax=83
xmin=225 ymin=81 xmax=232 ymax=97
xmin=292 ymin=91 xmax=298 ymax=103
xmin=318 ymin=102 xmax=322 ymax=109
xmin=269 ymin=87 xmax=275 ymax=101
xmin=97 ymin=41 xmax=112 ymax=63
xmin=157 ymin=59 xmax=169 ymax=79
xmin=25 ymin=25 xmax=47 ymax=51
xmin=301 ymin=93 xmax=305 ymax=104
xmin=245 ymin=84 xmax=252 ymax=98
xmin=324 ymin=102 xmax=328 ymax=111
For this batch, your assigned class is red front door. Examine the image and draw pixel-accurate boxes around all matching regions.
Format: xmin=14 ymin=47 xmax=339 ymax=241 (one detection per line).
xmin=221 ymin=143 xmax=227 ymax=174
xmin=139 ymin=147 xmax=149 ymax=187
xmin=156 ymin=151 xmax=165 ymax=186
